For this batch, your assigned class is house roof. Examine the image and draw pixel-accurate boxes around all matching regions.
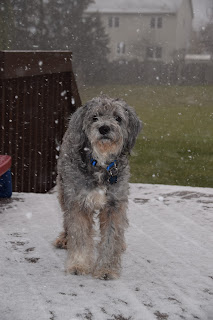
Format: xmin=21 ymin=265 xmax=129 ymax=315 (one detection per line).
xmin=86 ymin=0 xmax=193 ymax=17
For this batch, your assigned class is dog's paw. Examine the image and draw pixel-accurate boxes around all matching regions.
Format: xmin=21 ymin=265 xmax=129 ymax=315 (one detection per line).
xmin=53 ymin=232 xmax=67 ymax=249
xmin=93 ymin=268 xmax=120 ymax=280
xmin=66 ymin=254 xmax=93 ymax=276
xmin=66 ymin=264 xmax=91 ymax=276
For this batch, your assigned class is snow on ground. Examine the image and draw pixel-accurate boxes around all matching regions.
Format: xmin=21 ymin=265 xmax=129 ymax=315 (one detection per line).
xmin=0 ymin=183 xmax=213 ymax=320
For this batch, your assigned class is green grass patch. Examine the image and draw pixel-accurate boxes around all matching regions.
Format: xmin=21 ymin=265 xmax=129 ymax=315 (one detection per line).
xmin=79 ymin=85 xmax=213 ymax=188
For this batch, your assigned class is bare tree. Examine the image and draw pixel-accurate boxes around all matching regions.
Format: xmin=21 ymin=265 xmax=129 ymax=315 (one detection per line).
xmin=7 ymin=0 xmax=110 ymax=84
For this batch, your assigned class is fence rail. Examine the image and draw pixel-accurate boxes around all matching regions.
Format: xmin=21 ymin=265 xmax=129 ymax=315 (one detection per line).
xmin=0 ymin=51 xmax=81 ymax=193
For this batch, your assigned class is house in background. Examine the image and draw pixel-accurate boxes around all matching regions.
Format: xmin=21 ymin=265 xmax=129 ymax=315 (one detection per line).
xmin=86 ymin=0 xmax=193 ymax=63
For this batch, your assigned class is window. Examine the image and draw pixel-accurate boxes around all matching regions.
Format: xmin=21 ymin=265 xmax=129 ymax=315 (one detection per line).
xmin=146 ymin=47 xmax=154 ymax=58
xmin=108 ymin=17 xmax=113 ymax=27
xmin=150 ymin=17 xmax=155 ymax=28
xmin=150 ymin=17 xmax=163 ymax=29
xmin=156 ymin=47 xmax=162 ymax=58
xmin=146 ymin=46 xmax=162 ymax=59
xmin=114 ymin=17 xmax=119 ymax=28
xmin=117 ymin=42 xmax=126 ymax=55
xmin=157 ymin=17 xmax=162 ymax=28
xmin=108 ymin=16 xmax=120 ymax=28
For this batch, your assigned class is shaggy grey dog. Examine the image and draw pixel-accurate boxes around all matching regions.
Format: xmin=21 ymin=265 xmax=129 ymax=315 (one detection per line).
xmin=54 ymin=95 xmax=142 ymax=280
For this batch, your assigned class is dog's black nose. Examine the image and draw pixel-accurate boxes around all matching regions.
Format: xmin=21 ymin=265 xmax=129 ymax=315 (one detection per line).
xmin=99 ymin=125 xmax=110 ymax=135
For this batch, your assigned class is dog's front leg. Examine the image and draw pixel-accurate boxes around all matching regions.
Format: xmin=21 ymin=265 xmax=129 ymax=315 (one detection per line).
xmin=93 ymin=202 xmax=128 ymax=280
xmin=65 ymin=202 xmax=94 ymax=275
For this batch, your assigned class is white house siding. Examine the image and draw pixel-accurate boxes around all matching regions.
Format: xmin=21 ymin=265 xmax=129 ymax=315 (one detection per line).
xmin=101 ymin=13 xmax=179 ymax=63
xmin=176 ymin=0 xmax=193 ymax=53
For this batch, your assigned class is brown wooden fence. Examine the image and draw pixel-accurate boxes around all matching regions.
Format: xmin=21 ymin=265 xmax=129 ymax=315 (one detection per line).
xmin=0 ymin=51 xmax=81 ymax=193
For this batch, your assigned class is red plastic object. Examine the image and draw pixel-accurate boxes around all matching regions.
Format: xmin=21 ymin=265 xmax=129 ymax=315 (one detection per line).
xmin=0 ymin=155 xmax=12 ymax=176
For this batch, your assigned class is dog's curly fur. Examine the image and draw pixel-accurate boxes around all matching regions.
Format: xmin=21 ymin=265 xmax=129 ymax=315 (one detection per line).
xmin=54 ymin=95 xmax=142 ymax=280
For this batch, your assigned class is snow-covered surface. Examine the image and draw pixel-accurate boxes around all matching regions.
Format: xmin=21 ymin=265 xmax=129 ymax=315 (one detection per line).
xmin=86 ymin=0 xmax=183 ymax=14
xmin=0 ymin=183 xmax=213 ymax=320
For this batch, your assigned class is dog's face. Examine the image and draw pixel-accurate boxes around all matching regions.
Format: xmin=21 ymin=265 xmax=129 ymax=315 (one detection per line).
xmin=83 ymin=100 xmax=129 ymax=163
xmin=69 ymin=96 xmax=142 ymax=163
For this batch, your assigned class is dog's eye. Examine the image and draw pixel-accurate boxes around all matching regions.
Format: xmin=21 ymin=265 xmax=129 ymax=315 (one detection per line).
xmin=92 ymin=115 xmax=98 ymax=122
xmin=115 ymin=116 xmax=122 ymax=123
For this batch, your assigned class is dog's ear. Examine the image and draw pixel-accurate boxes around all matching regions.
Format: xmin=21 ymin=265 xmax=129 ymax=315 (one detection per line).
xmin=125 ymin=104 xmax=142 ymax=153
xmin=67 ymin=104 xmax=88 ymax=151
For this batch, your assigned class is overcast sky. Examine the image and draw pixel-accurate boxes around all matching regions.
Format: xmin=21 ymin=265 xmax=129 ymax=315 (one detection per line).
xmin=193 ymin=0 xmax=212 ymax=29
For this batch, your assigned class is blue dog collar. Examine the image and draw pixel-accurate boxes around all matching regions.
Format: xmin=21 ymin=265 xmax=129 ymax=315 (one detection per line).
xmin=106 ymin=160 xmax=117 ymax=171
xmin=90 ymin=158 xmax=118 ymax=184
xmin=91 ymin=159 xmax=97 ymax=167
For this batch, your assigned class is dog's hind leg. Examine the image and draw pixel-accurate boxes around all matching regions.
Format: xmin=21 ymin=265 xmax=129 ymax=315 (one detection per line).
xmin=93 ymin=202 xmax=128 ymax=280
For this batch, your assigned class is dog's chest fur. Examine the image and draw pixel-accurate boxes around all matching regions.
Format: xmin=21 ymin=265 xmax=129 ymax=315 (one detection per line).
xmin=85 ymin=165 xmax=112 ymax=211
xmin=94 ymin=169 xmax=107 ymax=185
xmin=85 ymin=186 xmax=107 ymax=211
